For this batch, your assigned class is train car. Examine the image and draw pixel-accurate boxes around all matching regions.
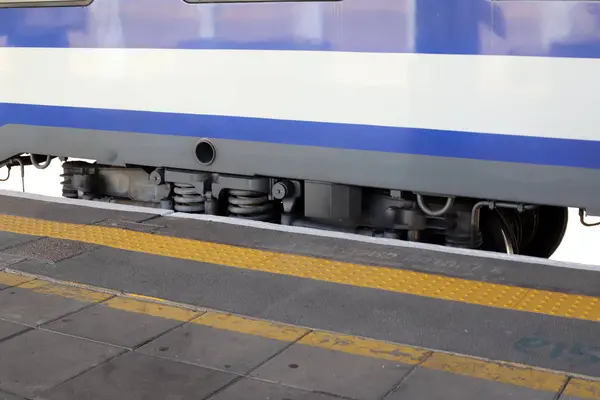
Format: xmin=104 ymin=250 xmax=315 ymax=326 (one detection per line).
xmin=1 ymin=0 xmax=599 ymax=258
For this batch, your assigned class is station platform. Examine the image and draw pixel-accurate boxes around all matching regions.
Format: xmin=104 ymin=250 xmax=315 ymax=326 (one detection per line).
xmin=0 ymin=191 xmax=599 ymax=400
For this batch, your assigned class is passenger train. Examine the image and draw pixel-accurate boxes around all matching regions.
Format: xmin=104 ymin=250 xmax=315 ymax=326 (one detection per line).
xmin=1 ymin=0 xmax=599 ymax=258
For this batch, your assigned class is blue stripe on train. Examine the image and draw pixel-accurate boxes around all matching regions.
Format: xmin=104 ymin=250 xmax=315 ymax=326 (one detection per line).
xmin=1 ymin=102 xmax=598 ymax=170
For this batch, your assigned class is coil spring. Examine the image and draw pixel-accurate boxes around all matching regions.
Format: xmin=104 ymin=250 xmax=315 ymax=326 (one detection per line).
xmin=60 ymin=165 xmax=78 ymax=199
xmin=173 ymin=183 xmax=205 ymax=213
xmin=227 ymin=189 xmax=275 ymax=221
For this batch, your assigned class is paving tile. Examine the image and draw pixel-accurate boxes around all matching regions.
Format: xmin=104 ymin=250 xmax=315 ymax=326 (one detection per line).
xmin=388 ymin=367 xmax=558 ymax=400
xmin=0 ymin=232 xmax=38 ymax=252
xmin=251 ymin=344 xmax=412 ymax=400
xmin=0 ymin=270 xmax=30 ymax=291
xmin=44 ymin=300 xmax=197 ymax=348
xmin=138 ymin=321 xmax=296 ymax=374
xmin=3 ymin=237 xmax=97 ymax=264
xmin=0 ymin=390 xmax=26 ymax=400
xmin=210 ymin=377 xmax=342 ymax=400
xmin=0 ymin=281 xmax=111 ymax=326
xmin=41 ymin=351 xmax=236 ymax=400
xmin=0 ymin=253 xmax=26 ymax=273
xmin=560 ymin=378 xmax=600 ymax=400
xmin=0 ymin=320 xmax=29 ymax=341
xmin=0 ymin=329 xmax=123 ymax=396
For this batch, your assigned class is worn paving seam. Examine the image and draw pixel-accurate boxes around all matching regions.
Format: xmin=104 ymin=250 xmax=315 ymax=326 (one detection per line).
xmin=0 ymin=269 xmax=598 ymax=398
xmin=563 ymin=378 xmax=600 ymax=399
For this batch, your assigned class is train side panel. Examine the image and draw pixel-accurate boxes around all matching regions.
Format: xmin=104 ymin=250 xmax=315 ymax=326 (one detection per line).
xmin=0 ymin=0 xmax=596 ymax=254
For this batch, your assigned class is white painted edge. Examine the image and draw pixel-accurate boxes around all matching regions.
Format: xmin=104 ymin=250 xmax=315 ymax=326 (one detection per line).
xmin=0 ymin=188 xmax=597 ymax=273
xmin=0 ymin=189 xmax=174 ymax=216
xmin=170 ymin=212 xmax=600 ymax=272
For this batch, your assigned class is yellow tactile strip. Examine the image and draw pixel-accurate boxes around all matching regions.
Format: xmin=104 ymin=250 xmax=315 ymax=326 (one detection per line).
xmin=0 ymin=270 xmax=597 ymax=396
xmin=1 ymin=214 xmax=600 ymax=323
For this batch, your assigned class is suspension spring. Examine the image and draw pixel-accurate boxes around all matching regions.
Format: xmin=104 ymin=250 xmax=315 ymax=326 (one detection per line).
xmin=173 ymin=183 xmax=205 ymax=213
xmin=60 ymin=163 xmax=78 ymax=199
xmin=227 ymin=189 xmax=276 ymax=221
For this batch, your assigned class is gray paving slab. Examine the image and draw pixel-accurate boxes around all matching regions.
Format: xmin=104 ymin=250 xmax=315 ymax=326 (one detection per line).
xmin=0 ymin=391 xmax=26 ymax=400
xmin=138 ymin=322 xmax=297 ymax=374
xmin=0 ymin=329 xmax=123 ymax=396
xmin=0 ymin=253 xmax=25 ymax=271
xmin=0 ymin=285 xmax=102 ymax=326
xmin=40 ymin=351 xmax=237 ymax=400
xmin=0 ymin=256 xmax=27 ymax=287
xmin=43 ymin=302 xmax=187 ymax=349
xmin=14 ymin=246 xmax=600 ymax=379
xmin=154 ymin=217 xmax=600 ymax=296
xmin=256 ymin=282 xmax=600 ymax=379
xmin=0 ymin=195 xmax=156 ymax=224
xmin=0 ymin=232 xmax=39 ymax=252
xmin=14 ymin=247 xmax=319 ymax=316
xmin=388 ymin=367 xmax=558 ymax=400
xmin=0 ymin=320 xmax=29 ymax=342
xmin=209 ymin=377 xmax=344 ymax=400
xmin=3 ymin=237 xmax=97 ymax=264
xmin=560 ymin=383 xmax=600 ymax=400
xmin=251 ymin=343 xmax=412 ymax=400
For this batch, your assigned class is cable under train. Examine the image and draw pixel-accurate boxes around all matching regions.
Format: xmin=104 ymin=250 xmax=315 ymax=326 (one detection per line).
xmin=1 ymin=0 xmax=600 ymax=258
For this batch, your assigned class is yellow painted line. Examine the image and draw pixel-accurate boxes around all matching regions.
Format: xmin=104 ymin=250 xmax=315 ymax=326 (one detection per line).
xmin=0 ymin=271 xmax=34 ymax=287
xmin=103 ymin=297 xmax=202 ymax=322
xmin=18 ymin=279 xmax=113 ymax=303
xmin=423 ymin=352 xmax=567 ymax=393
xmin=127 ymin=292 xmax=181 ymax=304
xmin=191 ymin=311 xmax=309 ymax=342
xmin=0 ymin=214 xmax=599 ymax=323
xmin=0 ymin=270 xmax=588 ymax=395
xmin=299 ymin=330 xmax=430 ymax=365
xmin=563 ymin=378 xmax=600 ymax=399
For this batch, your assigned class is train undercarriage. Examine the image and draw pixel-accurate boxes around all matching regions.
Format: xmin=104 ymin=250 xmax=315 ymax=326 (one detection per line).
xmin=3 ymin=154 xmax=570 ymax=258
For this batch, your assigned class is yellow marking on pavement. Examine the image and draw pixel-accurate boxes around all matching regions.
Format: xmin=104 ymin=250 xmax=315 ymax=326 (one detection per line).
xmin=0 ymin=271 xmax=34 ymax=287
xmin=563 ymin=378 xmax=600 ymax=399
xmin=0 ymin=269 xmax=594 ymax=396
xmin=18 ymin=279 xmax=113 ymax=303
xmin=0 ymin=214 xmax=599 ymax=323
xmin=299 ymin=331 xmax=430 ymax=364
xmin=423 ymin=352 xmax=567 ymax=393
xmin=191 ymin=312 xmax=309 ymax=342
xmin=127 ymin=292 xmax=180 ymax=303
xmin=515 ymin=290 xmax=600 ymax=322
xmin=103 ymin=297 xmax=202 ymax=322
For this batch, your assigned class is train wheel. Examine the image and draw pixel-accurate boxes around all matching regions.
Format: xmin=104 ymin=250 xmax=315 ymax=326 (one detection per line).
xmin=519 ymin=206 xmax=568 ymax=258
xmin=479 ymin=208 xmax=520 ymax=254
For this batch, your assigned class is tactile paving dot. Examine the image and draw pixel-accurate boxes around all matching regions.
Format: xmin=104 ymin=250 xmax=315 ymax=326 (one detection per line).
xmin=515 ymin=290 xmax=600 ymax=321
